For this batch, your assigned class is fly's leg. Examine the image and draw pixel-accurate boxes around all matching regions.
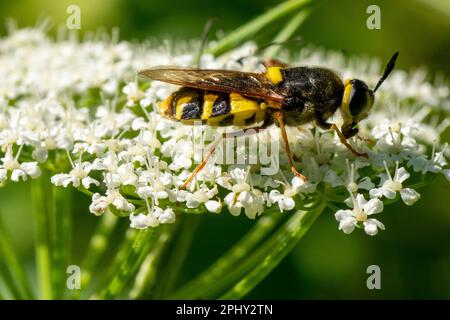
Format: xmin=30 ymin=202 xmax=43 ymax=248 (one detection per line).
xmin=355 ymin=135 xmax=375 ymax=144
xmin=316 ymin=118 xmax=368 ymax=158
xmin=272 ymin=111 xmax=308 ymax=181
xmin=331 ymin=124 xmax=368 ymax=158
xmin=179 ymin=123 xmax=269 ymax=190
xmin=179 ymin=138 xmax=221 ymax=191
xmin=331 ymin=123 xmax=369 ymax=159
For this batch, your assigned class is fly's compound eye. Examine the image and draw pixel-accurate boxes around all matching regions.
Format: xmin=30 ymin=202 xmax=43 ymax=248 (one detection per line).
xmin=348 ymin=80 xmax=369 ymax=117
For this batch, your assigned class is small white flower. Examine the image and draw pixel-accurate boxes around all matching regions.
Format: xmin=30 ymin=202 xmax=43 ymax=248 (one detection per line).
xmin=89 ymin=193 xmax=110 ymax=216
xmin=224 ymin=192 xmax=241 ymax=216
xmin=88 ymin=189 xmax=135 ymax=216
xmin=109 ymin=189 xmax=135 ymax=212
xmin=408 ymin=155 xmax=441 ymax=174
xmin=117 ymin=163 xmax=138 ymax=186
xmin=129 ymin=212 xmax=159 ymax=229
xmin=123 ymin=82 xmax=144 ymax=107
xmin=167 ymin=141 xmax=194 ymax=171
xmin=153 ymin=207 xmax=175 ymax=224
xmin=374 ymin=126 xmax=418 ymax=157
xmin=89 ymin=189 xmax=134 ymax=215
xmin=224 ymin=189 xmax=264 ymax=219
xmin=267 ymin=175 xmax=312 ymax=212
xmin=136 ymin=184 xmax=168 ymax=204
xmin=343 ymin=160 xmax=375 ymax=193
xmin=91 ymin=152 xmax=119 ymax=172
xmin=167 ymin=188 xmax=190 ymax=203
xmin=51 ymin=161 xmax=99 ymax=189
xmin=0 ymin=146 xmax=41 ymax=182
xmin=323 ymin=168 xmax=342 ymax=187
xmin=205 ymin=200 xmax=222 ymax=213
xmin=370 ymin=161 xmax=420 ymax=206
xmin=136 ymin=169 xmax=172 ymax=204
xmin=267 ymin=190 xmax=296 ymax=212
xmin=335 ymin=194 xmax=385 ymax=236
xmin=372 ymin=118 xmax=420 ymax=140
xmin=184 ymin=185 xmax=218 ymax=208
xmin=140 ymin=82 xmax=174 ymax=107
xmin=217 ymin=167 xmax=249 ymax=190
xmin=220 ymin=168 xmax=263 ymax=218
xmin=407 ymin=143 xmax=448 ymax=175
xmin=142 ymin=130 xmax=161 ymax=149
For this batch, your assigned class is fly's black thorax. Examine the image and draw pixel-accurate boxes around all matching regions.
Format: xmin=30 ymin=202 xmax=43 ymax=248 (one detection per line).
xmin=277 ymin=67 xmax=345 ymax=126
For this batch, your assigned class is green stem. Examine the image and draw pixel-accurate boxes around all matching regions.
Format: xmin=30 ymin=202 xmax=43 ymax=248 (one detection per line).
xmin=77 ymin=213 xmax=118 ymax=297
xmin=219 ymin=203 xmax=326 ymax=299
xmin=96 ymin=227 xmax=137 ymax=292
xmin=129 ymin=227 xmax=163 ymax=278
xmin=31 ymin=171 xmax=53 ymax=300
xmin=153 ymin=216 xmax=200 ymax=298
xmin=129 ymin=226 xmax=172 ymax=299
xmin=195 ymin=17 xmax=215 ymax=67
xmin=183 ymin=202 xmax=325 ymax=299
xmin=210 ymin=0 xmax=312 ymax=57
xmin=75 ymin=187 xmax=93 ymax=197
xmin=51 ymin=186 xmax=72 ymax=299
xmin=0 ymin=260 xmax=23 ymax=299
xmin=326 ymin=201 xmax=341 ymax=212
xmin=0 ymin=212 xmax=34 ymax=299
xmin=263 ymin=9 xmax=310 ymax=59
xmin=99 ymin=228 xmax=153 ymax=299
xmin=171 ymin=212 xmax=282 ymax=299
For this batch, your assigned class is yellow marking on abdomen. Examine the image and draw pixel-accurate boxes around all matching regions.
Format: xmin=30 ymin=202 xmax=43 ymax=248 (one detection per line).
xmin=159 ymin=95 xmax=173 ymax=117
xmin=230 ymin=93 xmax=264 ymax=126
xmin=207 ymin=115 xmax=229 ymax=126
xmin=175 ymin=95 xmax=194 ymax=120
xmin=202 ymin=93 xmax=218 ymax=120
xmin=255 ymin=107 xmax=266 ymax=123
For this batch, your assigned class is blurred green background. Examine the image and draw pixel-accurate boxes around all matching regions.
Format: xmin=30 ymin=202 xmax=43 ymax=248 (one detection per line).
xmin=1 ymin=0 xmax=449 ymax=299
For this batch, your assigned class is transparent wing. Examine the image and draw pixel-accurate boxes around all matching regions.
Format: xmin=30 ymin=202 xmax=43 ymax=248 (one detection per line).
xmin=138 ymin=67 xmax=287 ymax=103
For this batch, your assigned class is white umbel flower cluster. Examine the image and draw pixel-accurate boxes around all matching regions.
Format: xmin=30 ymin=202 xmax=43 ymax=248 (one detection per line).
xmin=0 ymin=27 xmax=449 ymax=235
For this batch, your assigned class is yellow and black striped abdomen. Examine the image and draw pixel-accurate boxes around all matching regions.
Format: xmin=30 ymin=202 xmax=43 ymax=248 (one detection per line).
xmin=159 ymin=87 xmax=267 ymax=127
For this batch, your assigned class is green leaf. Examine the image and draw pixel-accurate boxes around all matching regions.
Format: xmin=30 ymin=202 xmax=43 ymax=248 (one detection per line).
xmin=220 ymin=203 xmax=326 ymax=299
xmin=74 ymin=213 xmax=118 ymax=299
xmin=263 ymin=9 xmax=311 ymax=59
xmin=170 ymin=211 xmax=283 ymax=299
xmin=210 ymin=0 xmax=313 ymax=57
xmin=0 ymin=213 xmax=34 ymax=299
xmin=175 ymin=202 xmax=325 ymax=299
xmin=152 ymin=216 xmax=200 ymax=298
xmin=129 ymin=226 xmax=172 ymax=299
xmin=98 ymin=228 xmax=154 ymax=299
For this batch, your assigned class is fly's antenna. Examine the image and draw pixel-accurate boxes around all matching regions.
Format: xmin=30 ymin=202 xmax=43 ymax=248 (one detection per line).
xmin=195 ymin=17 xmax=217 ymax=68
xmin=373 ymin=51 xmax=399 ymax=93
